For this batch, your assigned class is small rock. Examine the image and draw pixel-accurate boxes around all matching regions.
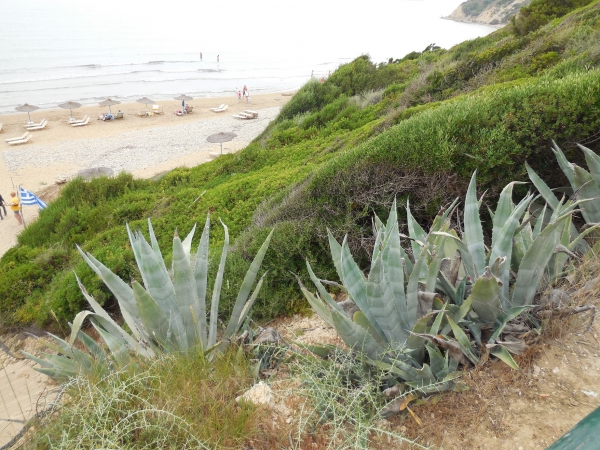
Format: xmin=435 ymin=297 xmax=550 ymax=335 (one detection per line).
xmin=533 ymin=365 xmax=541 ymax=377
xmin=235 ymin=381 xmax=274 ymax=406
xmin=552 ymin=367 xmax=559 ymax=373
xmin=582 ymin=390 xmax=599 ymax=398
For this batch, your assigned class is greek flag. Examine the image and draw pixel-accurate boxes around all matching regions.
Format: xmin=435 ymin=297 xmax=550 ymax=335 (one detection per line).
xmin=19 ymin=186 xmax=47 ymax=209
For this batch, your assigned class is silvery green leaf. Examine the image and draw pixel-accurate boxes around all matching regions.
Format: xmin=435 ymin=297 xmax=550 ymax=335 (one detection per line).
xmin=551 ymin=141 xmax=575 ymax=187
xmin=327 ymin=229 xmax=344 ymax=281
xmin=511 ymin=214 xmax=570 ymax=307
xmin=341 ymin=236 xmax=384 ymax=338
xmin=489 ymin=345 xmax=519 ymax=370
xmin=526 ymin=162 xmax=559 ymax=210
xmin=236 ymin=272 xmax=267 ymax=331
xmin=225 ymin=228 xmax=274 ymax=339
xmin=331 ymin=310 xmax=384 ymax=360
xmin=299 ymin=285 xmax=333 ymax=327
xmin=381 ymin=219 xmax=410 ymax=332
xmin=147 ymin=219 xmax=169 ymax=275
xmin=447 ymin=316 xmax=478 ymax=365
xmin=579 ymin=144 xmax=600 ymax=187
xmin=489 ymin=194 xmax=533 ymax=301
xmin=208 ymin=220 xmax=229 ymax=348
xmin=353 ymin=311 xmax=388 ymax=348
xmin=469 ymin=267 xmax=502 ymax=325
xmin=133 ymin=281 xmax=173 ymax=349
xmin=306 ymin=260 xmax=344 ymax=313
xmin=406 ymin=243 xmax=430 ymax=327
xmin=366 ymin=252 xmax=405 ymax=346
xmin=492 ymin=182 xmax=527 ymax=245
xmin=406 ymin=198 xmax=428 ymax=262
xmin=172 ymin=233 xmax=198 ymax=348
xmin=91 ymin=320 xmax=131 ymax=368
xmin=181 ymin=223 xmax=197 ymax=263
xmin=77 ymin=247 xmax=141 ymax=340
xmin=464 ymin=171 xmax=486 ymax=276
xmin=193 ymin=214 xmax=210 ymax=348
xmin=573 ymin=165 xmax=600 ymax=222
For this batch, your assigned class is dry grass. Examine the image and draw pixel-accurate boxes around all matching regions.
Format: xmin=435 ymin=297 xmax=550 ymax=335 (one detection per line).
xmin=21 ymin=346 xmax=289 ymax=450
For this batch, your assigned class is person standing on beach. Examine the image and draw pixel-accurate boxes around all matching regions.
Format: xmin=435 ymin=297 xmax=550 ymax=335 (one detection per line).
xmin=9 ymin=191 xmax=22 ymax=225
xmin=237 ymin=89 xmax=242 ymax=102
xmin=0 ymin=193 xmax=6 ymax=220
xmin=242 ymin=85 xmax=248 ymax=100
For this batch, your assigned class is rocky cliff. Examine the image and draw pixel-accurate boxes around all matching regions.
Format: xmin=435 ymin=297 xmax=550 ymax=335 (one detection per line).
xmin=445 ymin=0 xmax=531 ymax=25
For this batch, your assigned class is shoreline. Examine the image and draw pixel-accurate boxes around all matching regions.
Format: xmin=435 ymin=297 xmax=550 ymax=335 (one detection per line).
xmin=0 ymin=91 xmax=293 ymax=258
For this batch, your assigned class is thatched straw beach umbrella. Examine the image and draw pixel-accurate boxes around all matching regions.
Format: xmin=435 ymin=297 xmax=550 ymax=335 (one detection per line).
xmin=58 ymin=101 xmax=81 ymax=120
xmin=174 ymin=94 xmax=193 ymax=109
xmin=99 ymin=98 xmax=120 ymax=114
xmin=15 ymin=103 xmax=40 ymax=125
xmin=136 ymin=97 xmax=155 ymax=113
xmin=207 ymin=132 xmax=236 ymax=155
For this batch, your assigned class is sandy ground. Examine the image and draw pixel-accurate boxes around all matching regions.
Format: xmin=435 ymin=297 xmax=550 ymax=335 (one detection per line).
xmin=0 ymin=92 xmax=292 ymax=258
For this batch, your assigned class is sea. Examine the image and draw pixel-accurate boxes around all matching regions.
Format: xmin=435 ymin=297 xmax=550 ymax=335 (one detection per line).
xmin=0 ymin=0 xmax=497 ymax=115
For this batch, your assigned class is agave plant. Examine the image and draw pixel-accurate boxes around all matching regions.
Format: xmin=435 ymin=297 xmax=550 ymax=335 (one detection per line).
xmin=298 ymin=199 xmax=464 ymax=395
xmin=298 ymin=169 xmax=582 ymax=407
xmin=25 ymin=216 xmax=274 ymax=381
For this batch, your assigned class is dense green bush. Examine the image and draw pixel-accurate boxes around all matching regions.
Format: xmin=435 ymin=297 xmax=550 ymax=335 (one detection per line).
xmin=514 ymin=0 xmax=596 ymax=35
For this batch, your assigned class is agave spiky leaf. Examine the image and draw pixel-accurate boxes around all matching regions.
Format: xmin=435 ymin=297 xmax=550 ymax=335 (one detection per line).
xmin=172 ymin=232 xmax=199 ymax=349
xmin=491 ymin=182 xmax=527 ymax=244
xmin=225 ymin=228 xmax=275 ymax=339
xmin=366 ymin=252 xmax=405 ymax=348
xmin=193 ymin=215 xmax=210 ymax=348
xmin=463 ymin=171 xmax=486 ymax=276
xmin=579 ymin=144 xmax=600 ymax=186
xmin=551 ymin=141 xmax=575 ymax=186
xmin=469 ymin=267 xmax=502 ymax=325
xmin=207 ymin=220 xmax=229 ymax=349
xmin=573 ymin=165 xmax=600 ymax=222
xmin=510 ymin=213 xmax=571 ymax=308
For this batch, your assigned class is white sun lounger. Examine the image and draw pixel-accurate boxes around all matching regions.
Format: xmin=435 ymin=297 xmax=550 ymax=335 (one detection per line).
xmin=27 ymin=119 xmax=48 ymax=131
xmin=23 ymin=119 xmax=46 ymax=128
xmin=7 ymin=133 xmax=32 ymax=145
xmin=209 ymin=104 xmax=225 ymax=111
xmin=70 ymin=115 xmax=89 ymax=125
xmin=71 ymin=117 xmax=90 ymax=127
xmin=233 ymin=113 xmax=254 ymax=120
xmin=244 ymin=110 xmax=258 ymax=117
xmin=152 ymin=105 xmax=164 ymax=115
xmin=6 ymin=132 xmax=28 ymax=142
xmin=212 ymin=105 xmax=228 ymax=113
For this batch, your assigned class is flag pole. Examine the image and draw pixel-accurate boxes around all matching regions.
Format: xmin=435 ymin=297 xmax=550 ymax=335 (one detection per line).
xmin=18 ymin=185 xmax=27 ymax=228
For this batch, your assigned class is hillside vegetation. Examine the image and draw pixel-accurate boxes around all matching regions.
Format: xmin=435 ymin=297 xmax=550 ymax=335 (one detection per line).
xmin=2 ymin=0 xmax=600 ymax=328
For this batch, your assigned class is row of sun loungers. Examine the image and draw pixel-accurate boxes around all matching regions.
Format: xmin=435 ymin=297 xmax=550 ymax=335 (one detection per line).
xmin=6 ymin=132 xmax=32 ymax=145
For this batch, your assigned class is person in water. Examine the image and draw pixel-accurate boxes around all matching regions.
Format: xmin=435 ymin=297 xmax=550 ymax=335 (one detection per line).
xmin=217 ymin=55 xmax=220 ymax=62
xmin=200 ymin=52 xmax=202 ymax=61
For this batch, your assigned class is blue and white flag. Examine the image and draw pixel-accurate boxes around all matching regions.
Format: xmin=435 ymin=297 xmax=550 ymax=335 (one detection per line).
xmin=19 ymin=186 xmax=47 ymax=209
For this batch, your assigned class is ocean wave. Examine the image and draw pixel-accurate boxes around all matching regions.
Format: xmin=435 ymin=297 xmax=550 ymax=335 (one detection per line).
xmin=0 ymin=60 xmax=202 ymax=75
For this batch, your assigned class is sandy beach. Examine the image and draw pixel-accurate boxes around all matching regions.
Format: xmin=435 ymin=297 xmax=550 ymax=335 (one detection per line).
xmin=0 ymin=92 xmax=292 ymax=258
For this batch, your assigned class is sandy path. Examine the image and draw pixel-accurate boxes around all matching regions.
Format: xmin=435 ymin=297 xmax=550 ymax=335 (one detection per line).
xmin=0 ymin=92 xmax=291 ymax=259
